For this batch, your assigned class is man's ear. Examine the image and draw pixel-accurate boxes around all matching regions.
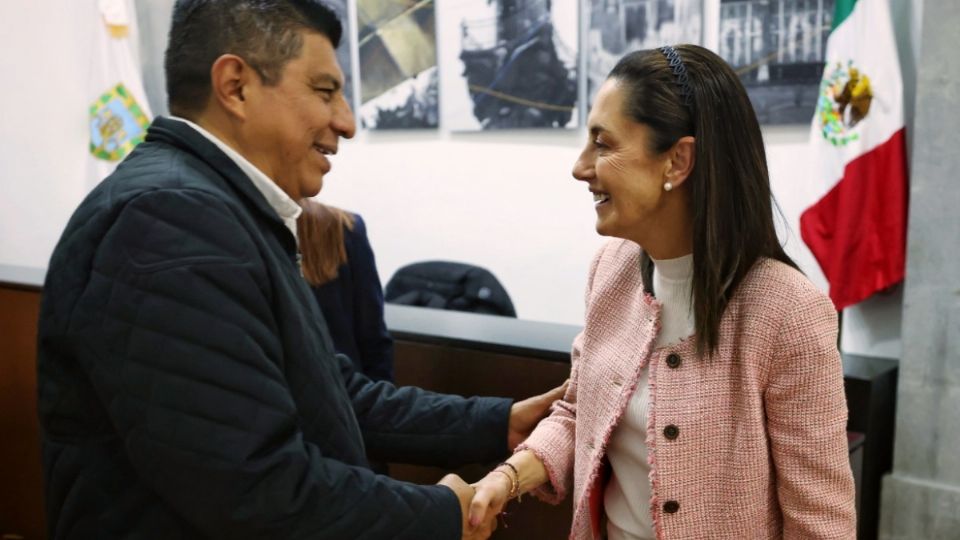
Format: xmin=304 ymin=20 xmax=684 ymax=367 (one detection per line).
xmin=209 ymin=54 xmax=254 ymax=120
xmin=664 ymin=136 xmax=696 ymax=188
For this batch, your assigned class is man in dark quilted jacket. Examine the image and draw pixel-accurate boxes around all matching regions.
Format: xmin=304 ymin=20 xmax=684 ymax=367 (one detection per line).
xmin=37 ymin=1 xmax=560 ymax=538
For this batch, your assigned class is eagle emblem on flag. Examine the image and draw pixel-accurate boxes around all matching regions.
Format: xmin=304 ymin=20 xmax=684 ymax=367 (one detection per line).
xmin=817 ymin=60 xmax=874 ymax=147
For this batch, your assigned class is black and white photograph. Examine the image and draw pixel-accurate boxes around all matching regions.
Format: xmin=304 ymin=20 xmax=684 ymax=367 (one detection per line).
xmin=586 ymin=0 xmax=704 ymax=108
xmin=440 ymin=0 xmax=578 ymax=131
xmin=357 ymin=0 xmax=439 ymax=129
xmin=719 ymin=0 xmax=834 ymax=124
xmin=326 ymin=0 xmax=356 ymax=114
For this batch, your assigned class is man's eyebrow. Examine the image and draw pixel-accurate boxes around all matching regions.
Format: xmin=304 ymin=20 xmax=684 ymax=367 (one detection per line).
xmin=308 ymin=73 xmax=342 ymax=91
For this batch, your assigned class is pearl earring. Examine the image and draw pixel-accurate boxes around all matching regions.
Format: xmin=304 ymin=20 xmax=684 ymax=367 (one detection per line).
xmin=663 ymin=182 xmax=673 ymax=192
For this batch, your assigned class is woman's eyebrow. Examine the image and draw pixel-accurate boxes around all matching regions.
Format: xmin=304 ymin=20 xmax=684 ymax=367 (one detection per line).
xmin=589 ymin=124 xmax=609 ymax=137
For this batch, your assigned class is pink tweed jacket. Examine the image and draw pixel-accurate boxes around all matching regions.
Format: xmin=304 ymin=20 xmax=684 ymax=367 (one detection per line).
xmin=517 ymin=239 xmax=856 ymax=540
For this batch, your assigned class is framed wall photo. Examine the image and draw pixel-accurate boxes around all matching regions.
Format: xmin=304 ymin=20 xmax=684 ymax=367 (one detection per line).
xmin=357 ymin=0 xmax=439 ymax=129
xmin=718 ymin=0 xmax=834 ymax=124
xmin=325 ymin=0 xmax=356 ymax=114
xmin=586 ymin=0 xmax=705 ymax=109
xmin=440 ymin=0 xmax=579 ymax=131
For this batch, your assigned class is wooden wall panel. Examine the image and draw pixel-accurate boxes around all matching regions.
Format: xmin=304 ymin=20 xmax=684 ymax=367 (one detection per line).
xmin=0 ymin=286 xmax=44 ymax=539
xmin=390 ymin=340 xmax=573 ymax=540
xmin=2 ymin=289 xmax=890 ymax=539
xmin=0 ymin=288 xmax=576 ymax=539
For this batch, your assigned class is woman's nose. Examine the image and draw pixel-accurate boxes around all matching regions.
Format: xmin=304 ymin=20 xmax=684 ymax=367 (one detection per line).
xmin=572 ymin=150 xmax=595 ymax=182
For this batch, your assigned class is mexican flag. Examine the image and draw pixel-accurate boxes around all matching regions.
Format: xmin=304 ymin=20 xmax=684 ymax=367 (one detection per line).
xmin=801 ymin=0 xmax=909 ymax=310
xmin=87 ymin=0 xmax=152 ymax=188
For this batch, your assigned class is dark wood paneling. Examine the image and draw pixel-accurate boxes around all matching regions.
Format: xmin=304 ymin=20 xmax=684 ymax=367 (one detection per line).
xmin=0 ymin=287 xmax=44 ymax=539
xmin=0 ymin=285 xmax=896 ymax=540
xmin=393 ymin=341 xmax=571 ymax=401
xmin=391 ymin=340 xmax=573 ymax=540
xmin=391 ymin=341 xmax=897 ymax=540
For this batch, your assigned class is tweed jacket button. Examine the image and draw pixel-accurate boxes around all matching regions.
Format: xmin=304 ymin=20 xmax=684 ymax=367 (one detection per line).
xmin=663 ymin=424 xmax=680 ymax=440
xmin=663 ymin=500 xmax=680 ymax=514
xmin=666 ymin=353 xmax=682 ymax=369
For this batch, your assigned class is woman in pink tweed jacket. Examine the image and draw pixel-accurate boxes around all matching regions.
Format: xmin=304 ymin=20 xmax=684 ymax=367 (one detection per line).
xmin=468 ymin=45 xmax=856 ymax=540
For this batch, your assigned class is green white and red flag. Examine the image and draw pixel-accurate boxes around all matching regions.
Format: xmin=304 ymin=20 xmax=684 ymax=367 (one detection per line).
xmin=801 ymin=0 xmax=909 ymax=310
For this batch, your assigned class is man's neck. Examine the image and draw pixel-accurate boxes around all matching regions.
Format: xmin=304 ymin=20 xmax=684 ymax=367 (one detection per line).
xmin=187 ymin=113 xmax=249 ymax=165
xmin=167 ymin=114 xmax=302 ymax=241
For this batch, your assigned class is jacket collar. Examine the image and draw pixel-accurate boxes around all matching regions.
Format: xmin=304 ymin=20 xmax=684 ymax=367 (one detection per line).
xmin=145 ymin=116 xmax=293 ymax=247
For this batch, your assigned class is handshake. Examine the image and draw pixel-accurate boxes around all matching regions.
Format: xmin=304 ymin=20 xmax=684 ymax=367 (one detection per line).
xmin=438 ymin=382 xmax=566 ymax=540
xmin=437 ymin=466 xmax=512 ymax=540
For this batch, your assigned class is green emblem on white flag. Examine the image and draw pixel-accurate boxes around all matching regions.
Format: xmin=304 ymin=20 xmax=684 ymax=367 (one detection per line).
xmin=817 ymin=60 xmax=874 ymax=147
xmin=89 ymin=82 xmax=149 ymax=162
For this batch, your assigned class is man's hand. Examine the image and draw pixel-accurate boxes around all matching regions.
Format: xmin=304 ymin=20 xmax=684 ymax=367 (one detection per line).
xmin=438 ymin=474 xmax=497 ymax=540
xmin=507 ymin=380 xmax=569 ymax=450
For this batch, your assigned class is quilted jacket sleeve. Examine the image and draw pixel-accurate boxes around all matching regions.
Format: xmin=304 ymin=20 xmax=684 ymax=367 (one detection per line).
xmin=76 ymin=188 xmax=464 ymax=540
xmin=765 ymin=289 xmax=857 ymax=539
xmin=338 ymin=354 xmax=512 ymax=468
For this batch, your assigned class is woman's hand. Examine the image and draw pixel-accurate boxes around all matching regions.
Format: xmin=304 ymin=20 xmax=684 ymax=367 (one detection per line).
xmin=468 ymin=470 xmax=514 ymax=529
xmin=469 ymin=451 xmax=549 ymax=530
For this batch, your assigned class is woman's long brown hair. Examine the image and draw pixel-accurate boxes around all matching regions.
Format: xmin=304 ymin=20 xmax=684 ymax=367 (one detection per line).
xmin=296 ymin=199 xmax=355 ymax=286
xmin=610 ymin=45 xmax=798 ymax=355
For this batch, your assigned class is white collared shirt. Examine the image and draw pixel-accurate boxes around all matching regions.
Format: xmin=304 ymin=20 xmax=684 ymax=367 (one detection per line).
xmin=169 ymin=116 xmax=302 ymax=243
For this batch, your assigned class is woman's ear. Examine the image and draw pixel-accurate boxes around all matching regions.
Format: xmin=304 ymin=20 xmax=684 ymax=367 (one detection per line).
xmin=664 ymin=136 xmax=696 ymax=188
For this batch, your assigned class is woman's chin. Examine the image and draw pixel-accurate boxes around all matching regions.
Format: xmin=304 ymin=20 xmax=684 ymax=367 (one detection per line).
xmin=594 ymin=221 xmax=615 ymax=238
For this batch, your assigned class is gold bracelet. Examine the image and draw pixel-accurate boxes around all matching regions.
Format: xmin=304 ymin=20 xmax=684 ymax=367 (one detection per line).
xmin=498 ymin=461 xmax=520 ymax=480
xmin=491 ymin=469 xmax=518 ymax=499
xmin=495 ymin=462 xmax=521 ymax=501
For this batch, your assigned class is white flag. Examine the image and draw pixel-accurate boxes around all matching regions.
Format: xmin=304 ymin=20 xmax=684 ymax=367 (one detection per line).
xmin=87 ymin=0 xmax=152 ymax=187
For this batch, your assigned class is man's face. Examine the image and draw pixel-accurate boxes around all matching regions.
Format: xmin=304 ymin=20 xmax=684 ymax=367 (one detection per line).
xmin=242 ymin=31 xmax=356 ymax=200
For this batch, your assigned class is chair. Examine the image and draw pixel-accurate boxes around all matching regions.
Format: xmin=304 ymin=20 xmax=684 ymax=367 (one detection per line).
xmin=385 ymin=261 xmax=516 ymax=317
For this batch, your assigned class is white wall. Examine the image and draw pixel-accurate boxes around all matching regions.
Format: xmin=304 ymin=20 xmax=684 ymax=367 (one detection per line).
xmin=0 ymin=0 xmax=923 ymax=357
xmin=318 ymin=121 xmax=830 ymax=326
xmin=318 ymin=129 xmax=604 ymax=323
xmin=0 ymin=1 xmax=107 ymax=270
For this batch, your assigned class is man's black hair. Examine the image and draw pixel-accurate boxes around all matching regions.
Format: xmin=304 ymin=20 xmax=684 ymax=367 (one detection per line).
xmin=165 ymin=0 xmax=342 ymax=116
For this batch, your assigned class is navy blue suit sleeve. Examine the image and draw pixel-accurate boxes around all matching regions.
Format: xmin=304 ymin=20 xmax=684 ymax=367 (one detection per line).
xmin=337 ymin=355 xmax=512 ymax=468
xmin=344 ymin=216 xmax=395 ymax=382
xmin=76 ymin=189 xmax=463 ymax=539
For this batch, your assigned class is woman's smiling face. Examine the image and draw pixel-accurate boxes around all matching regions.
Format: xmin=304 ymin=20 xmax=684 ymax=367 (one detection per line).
xmin=572 ymin=78 xmax=673 ymax=244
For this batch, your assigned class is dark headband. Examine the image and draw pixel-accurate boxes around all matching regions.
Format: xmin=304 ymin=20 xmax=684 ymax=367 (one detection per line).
xmin=659 ymin=45 xmax=694 ymax=109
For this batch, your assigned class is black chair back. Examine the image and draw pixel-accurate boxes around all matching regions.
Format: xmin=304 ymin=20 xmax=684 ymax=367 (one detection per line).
xmin=385 ymin=261 xmax=517 ymax=318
